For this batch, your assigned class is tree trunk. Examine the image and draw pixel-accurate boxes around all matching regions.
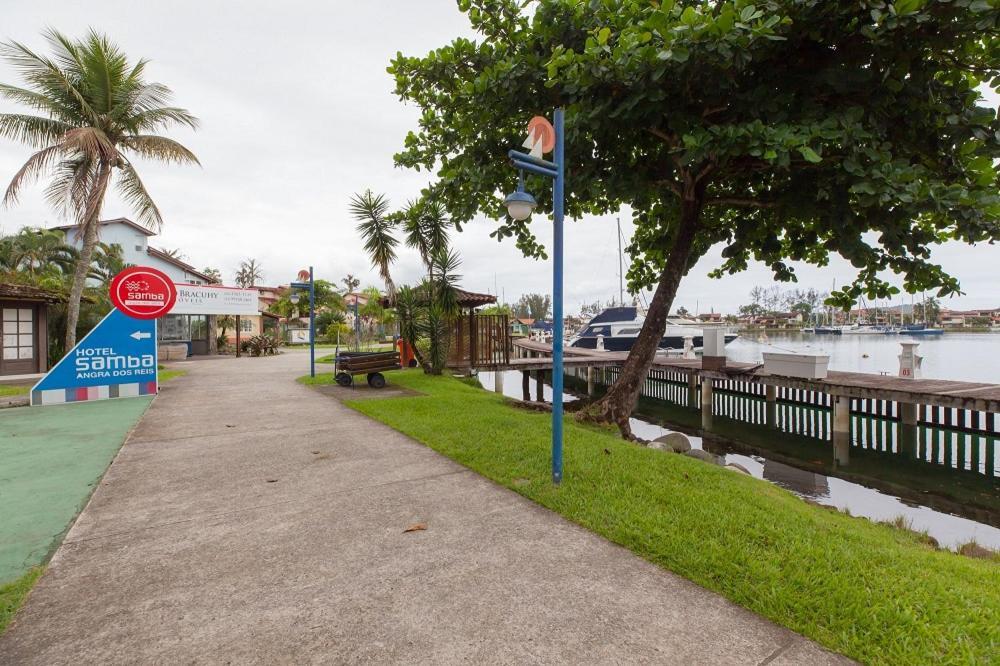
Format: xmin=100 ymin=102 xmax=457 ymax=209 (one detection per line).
xmin=583 ymin=198 xmax=703 ymax=438
xmin=64 ymin=162 xmax=112 ymax=351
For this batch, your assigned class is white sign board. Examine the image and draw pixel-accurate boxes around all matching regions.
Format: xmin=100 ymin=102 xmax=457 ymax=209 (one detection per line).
xmin=170 ymin=284 xmax=259 ymax=316
xmin=288 ymin=328 xmax=310 ymax=344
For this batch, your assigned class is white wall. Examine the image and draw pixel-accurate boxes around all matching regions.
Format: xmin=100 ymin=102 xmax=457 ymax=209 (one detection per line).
xmin=63 ymin=223 xmax=149 ymax=265
xmin=62 ymin=221 xmax=208 ymax=285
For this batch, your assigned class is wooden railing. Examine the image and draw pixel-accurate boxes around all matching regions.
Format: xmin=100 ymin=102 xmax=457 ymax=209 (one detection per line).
xmin=448 ymin=314 xmax=510 ymax=368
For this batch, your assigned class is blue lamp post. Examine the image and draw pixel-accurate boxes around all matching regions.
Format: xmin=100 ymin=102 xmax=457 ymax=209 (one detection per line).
xmin=505 ymin=109 xmax=565 ymax=484
xmin=290 ymin=266 xmax=316 ymax=378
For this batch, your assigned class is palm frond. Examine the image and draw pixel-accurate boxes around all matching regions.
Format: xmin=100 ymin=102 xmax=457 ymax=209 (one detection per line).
xmin=429 ymin=247 xmax=462 ymax=317
xmin=132 ymin=106 xmax=199 ymax=132
xmin=63 ymin=126 xmax=116 ymax=160
xmin=3 ymin=144 xmax=64 ymax=207
xmin=43 ymin=155 xmax=93 ymax=219
xmin=350 ymin=189 xmax=399 ymax=296
xmin=0 ymin=112 xmax=71 ymax=147
xmin=115 ymin=158 xmax=163 ymax=230
xmin=420 ymin=200 xmax=451 ymax=259
xmin=77 ymin=30 xmax=130 ymax=115
xmin=122 ymin=135 xmax=200 ymax=165
xmin=0 ymin=36 xmax=99 ymax=126
xmin=0 ymin=83 xmax=75 ymax=122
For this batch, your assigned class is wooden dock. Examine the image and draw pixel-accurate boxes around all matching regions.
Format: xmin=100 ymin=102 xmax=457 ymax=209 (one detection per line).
xmin=489 ymin=340 xmax=1000 ymax=466
xmin=503 ymin=339 xmax=1000 ymax=413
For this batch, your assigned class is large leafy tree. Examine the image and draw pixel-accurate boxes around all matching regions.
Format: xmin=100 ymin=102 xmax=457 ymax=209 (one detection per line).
xmin=0 ymin=29 xmax=199 ymax=350
xmin=389 ymin=0 xmax=1000 ymax=436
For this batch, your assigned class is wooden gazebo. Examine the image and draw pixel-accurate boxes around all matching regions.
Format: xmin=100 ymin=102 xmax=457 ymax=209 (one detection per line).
xmin=380 ymin=287 xmax=510 ymax=369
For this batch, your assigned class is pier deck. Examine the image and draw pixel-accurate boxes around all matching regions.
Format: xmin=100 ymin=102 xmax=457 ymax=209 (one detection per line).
xmin=503 ymin=340 xmax=1000 ymax=413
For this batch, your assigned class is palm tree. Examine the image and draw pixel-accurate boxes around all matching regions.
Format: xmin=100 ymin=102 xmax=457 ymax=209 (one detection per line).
xmin=159 ymin=247 xmax=185 ymax=260
xmin=350 ymin=190 xmax=462 ymax=374
xmin=341 ymin=273 xmax=360 ymax=294
xmin=235 ymin=258 xmax=264 ymax=288
xmin=349 ymin=190 xmax=399 ymax=296
xmin=89 ymin=242 xmax=129 ymax=286
xmin=401 ymin=199 xmax=450 ymax=269
xmin=0 ymin=227 xmax=77 ymax=278
xmin=0 ymin=29 xmax=199 ymax=350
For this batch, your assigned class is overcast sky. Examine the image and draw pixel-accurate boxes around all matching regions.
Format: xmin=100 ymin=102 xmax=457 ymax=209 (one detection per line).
xmin=0 ymin=1 xmax=997 ymax=315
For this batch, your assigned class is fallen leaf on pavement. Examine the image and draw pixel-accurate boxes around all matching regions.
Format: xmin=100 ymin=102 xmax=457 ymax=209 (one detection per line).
xmin=403 ymin=523 xmax=427 ymax=533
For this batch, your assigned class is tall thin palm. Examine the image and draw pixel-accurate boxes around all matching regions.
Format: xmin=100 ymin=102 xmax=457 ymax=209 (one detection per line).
xmin=402 ymin=199 xmax=450 ymax=269
xmin=235 ymin=258 xmax=264 ymax=288
xmin=350 ymin=189 xmax=398 ymax=297
xmin=0 ymin=29 xmax=199 ymax=349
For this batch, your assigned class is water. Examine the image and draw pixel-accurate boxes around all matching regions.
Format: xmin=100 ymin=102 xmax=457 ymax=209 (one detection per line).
xmin=477 ymin=367 xmax=1000 ymax=550
xmin=727 ymin=330 xmax=1000 ymax=382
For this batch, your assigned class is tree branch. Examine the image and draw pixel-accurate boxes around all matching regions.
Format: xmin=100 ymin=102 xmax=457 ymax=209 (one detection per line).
xmin=646 ymin=126 xmax=679 ymax=148
xmin=705 ymin=197 xmax=779 ymax=209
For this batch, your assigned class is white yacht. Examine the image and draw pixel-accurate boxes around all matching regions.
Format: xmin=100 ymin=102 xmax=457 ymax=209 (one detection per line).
xmin=569 ymin=307 xmax=738 ymax=352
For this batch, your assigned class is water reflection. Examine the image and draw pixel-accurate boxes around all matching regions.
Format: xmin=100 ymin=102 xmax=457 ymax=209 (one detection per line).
xmin=477 ymin=369 xmax=1000 ymax=550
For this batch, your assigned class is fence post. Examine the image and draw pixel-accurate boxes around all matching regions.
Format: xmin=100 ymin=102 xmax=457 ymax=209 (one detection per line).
xmin=701 ymin=378 xmax=713 ymax=431
xmin=899 ymin=402 xmax=918 ymax=458
xmin=833 ymin=395 xmax=851 ymax=466
xmin=765 ymin=384 xmax=777 ymax=428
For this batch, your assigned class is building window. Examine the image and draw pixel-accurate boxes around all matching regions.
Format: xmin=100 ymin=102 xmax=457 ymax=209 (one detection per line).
xmin=240 ymin=318 xmax=254 ymax=333
xmin=2 ymin=307 xmax=33 ymax=360
xmin=190 ymin=315 xmax=208 ymax=341
xmin=158 ymin=314 xmax=209 ymax=342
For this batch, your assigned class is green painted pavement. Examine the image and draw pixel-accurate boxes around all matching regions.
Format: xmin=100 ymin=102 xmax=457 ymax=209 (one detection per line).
xmin=0 ymin=398 xmax=153 ymax=584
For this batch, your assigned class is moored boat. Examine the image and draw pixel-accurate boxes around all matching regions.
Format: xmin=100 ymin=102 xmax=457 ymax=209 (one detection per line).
xmin=569 ymin=306 xmax=738 ymax=351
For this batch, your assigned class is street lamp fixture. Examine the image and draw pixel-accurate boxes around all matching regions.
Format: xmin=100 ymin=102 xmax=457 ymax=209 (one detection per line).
xmin=289 ymin=292 xmax=300 ymax=305
xmin=504 ymin=110 xmax=565 ymax=484
xmin=504 ymin=174 xmax=537 ymax=221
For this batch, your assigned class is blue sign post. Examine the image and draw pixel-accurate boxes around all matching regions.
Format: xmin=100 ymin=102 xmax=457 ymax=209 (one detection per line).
xmin=31 ymin=309 xmax=158 ymax=406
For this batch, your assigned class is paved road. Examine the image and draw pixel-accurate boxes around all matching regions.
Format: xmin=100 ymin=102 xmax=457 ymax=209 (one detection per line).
xmin=0 ymin=352 xmax=850 ymax=664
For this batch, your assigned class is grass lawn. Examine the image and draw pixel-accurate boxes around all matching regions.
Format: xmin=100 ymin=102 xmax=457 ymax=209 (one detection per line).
xmin=323 ymin=369 xmax=999 ymax=666
xmin=0 ymin=567 xmax=42 ymax=635
xmin=158 ymin=369 xmax=187 ymax=383
xmin=0 ymin=385 xmax=29 ymax=397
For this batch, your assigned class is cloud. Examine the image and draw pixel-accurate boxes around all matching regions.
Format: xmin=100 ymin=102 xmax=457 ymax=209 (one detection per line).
xmin=1 ymin=1 xmax=997 ymax=312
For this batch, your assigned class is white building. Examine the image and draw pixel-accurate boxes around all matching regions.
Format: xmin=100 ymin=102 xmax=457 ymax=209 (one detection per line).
xmin=55 ymin=218 xmax=219 ymax=355
xmin=54 ymin=217 xmax=214 ymax=285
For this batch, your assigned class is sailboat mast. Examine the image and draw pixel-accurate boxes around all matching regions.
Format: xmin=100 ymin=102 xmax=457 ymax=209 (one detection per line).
xmin=617 ymin=217 xmax=624 ymax=306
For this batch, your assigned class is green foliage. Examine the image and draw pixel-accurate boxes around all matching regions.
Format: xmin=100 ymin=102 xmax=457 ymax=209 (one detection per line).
xmin=514 ymin=292 xmax=550 ymax=320
xmin=343 ymin=370 xmax=1000 ymax=665
xmin=351 ymin=189 xmax=463 ymax=373
xmin=913 ymin=297 xmax=941 ymax=324
xmin=240 ymin=334 xmax=281 ymax=357
xmin=389 ymin=0 xmax=1000 ymax=308
xmin=479 ymin=303 xmax=513 ymax=316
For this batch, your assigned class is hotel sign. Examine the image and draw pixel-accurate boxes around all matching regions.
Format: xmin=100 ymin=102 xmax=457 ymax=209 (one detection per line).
xmin=171 ymin=284 xmax=259 ymax=316
xmin=110 ymin=266 xmax=177 ymax=319
xmin=32 ymin=308 xmax=157 ymax=406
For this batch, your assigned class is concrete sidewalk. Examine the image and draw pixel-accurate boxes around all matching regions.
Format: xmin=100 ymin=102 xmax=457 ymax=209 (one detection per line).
xmin=0 ymin=352 xmax=850 ymax=664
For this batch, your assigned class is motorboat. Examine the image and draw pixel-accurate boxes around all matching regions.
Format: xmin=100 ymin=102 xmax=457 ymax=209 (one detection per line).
xmin=883 ymin=324 xmax=944 ymax=336
xmin=569 ymin=306 xmax=738 ymax=352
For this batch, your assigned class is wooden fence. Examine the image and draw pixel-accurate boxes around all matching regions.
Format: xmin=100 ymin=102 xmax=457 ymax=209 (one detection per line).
xmin=448 ymin=314 xmax=510 ymax=368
